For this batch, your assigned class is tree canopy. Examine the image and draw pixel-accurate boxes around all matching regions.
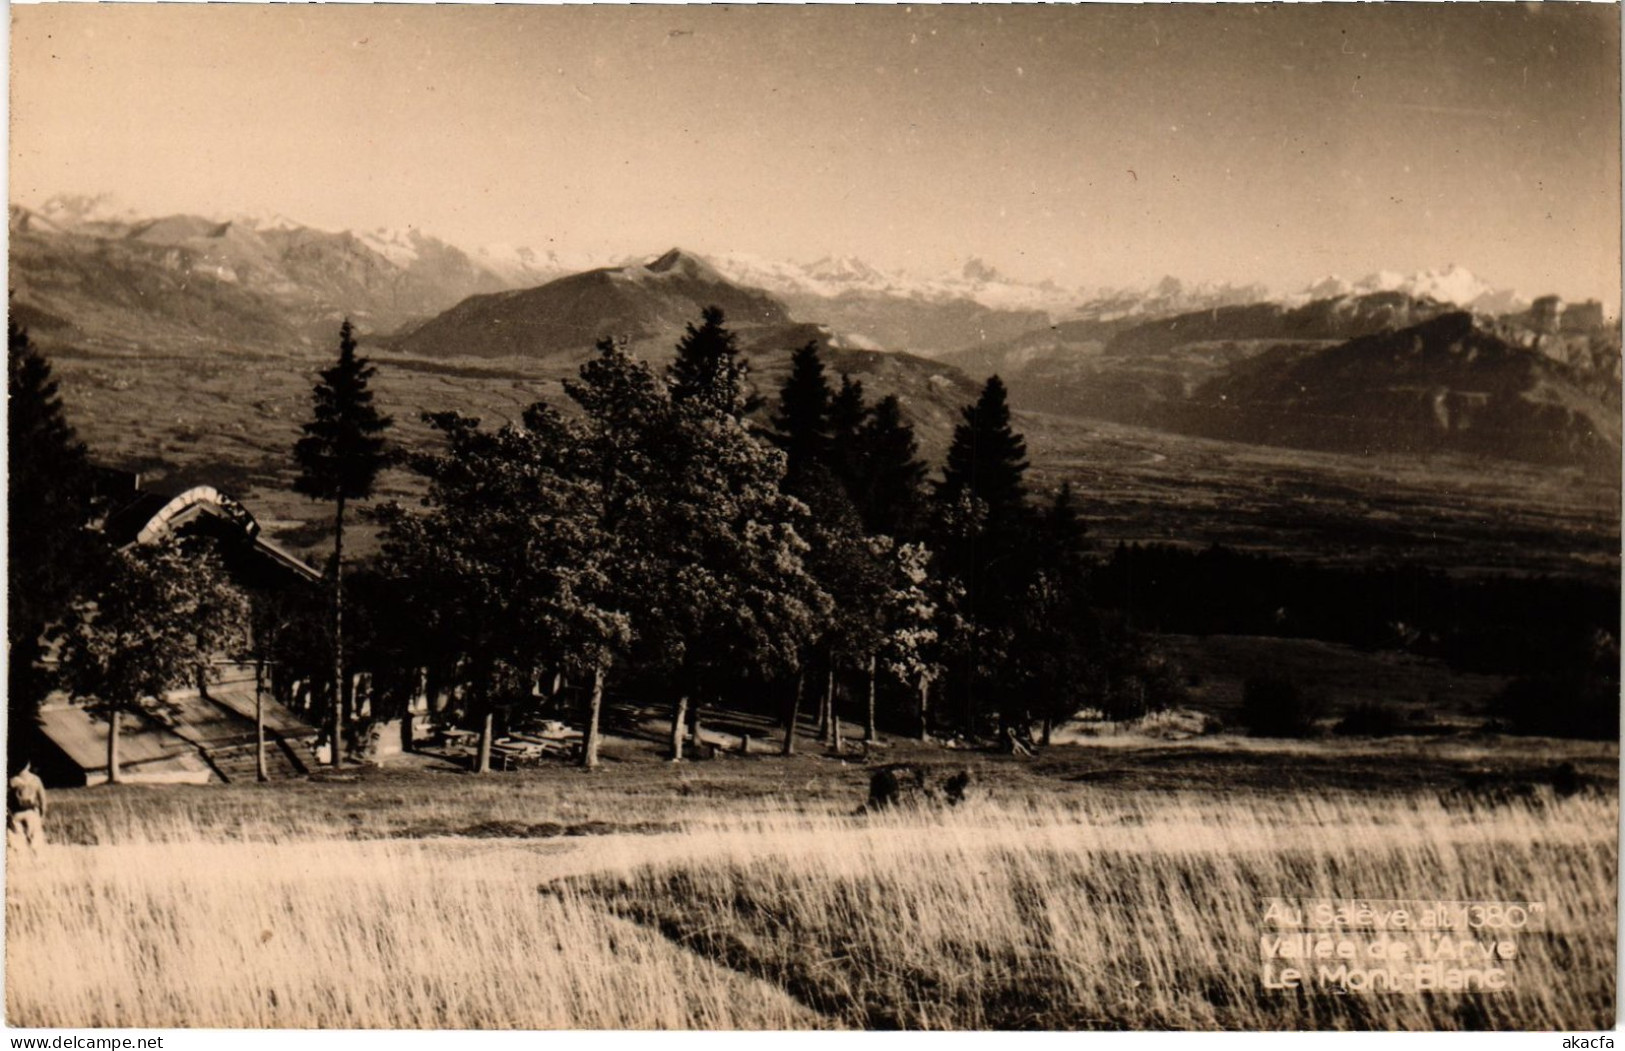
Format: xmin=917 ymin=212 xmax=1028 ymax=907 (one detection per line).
xmin=293 ymin=320 xmax=393 ymax=506
xmin=57 ymin=536 xmax=251 ymax=783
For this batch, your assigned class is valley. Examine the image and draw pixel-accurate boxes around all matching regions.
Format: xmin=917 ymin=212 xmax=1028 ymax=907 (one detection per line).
xmin=40 ymin=332 xmax=1620 ymax=585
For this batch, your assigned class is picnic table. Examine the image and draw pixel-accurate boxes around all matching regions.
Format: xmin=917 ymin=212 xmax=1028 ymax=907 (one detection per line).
xmin=489 ymin=738 xmax=546 ymax=770
xmin=507 ymin=732 xmax=582 ymax=758
xmin=438 ymin=728 xmax=480 ymax=754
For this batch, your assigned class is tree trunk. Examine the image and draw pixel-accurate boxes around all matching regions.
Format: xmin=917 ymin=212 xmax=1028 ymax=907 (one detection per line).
xmin=476 ymin=709 xmax=494 ymax=774
xmin=581 ymin=664 xmax=605 ymax=770
xmin=816 ymin=663 xmax=828 ymax=738
xmin=821 ymin=663 xmax=835 ymax=747
xmin=830 ymin=666 xmax=844 ymax=754
xmin=1041 ymin=716 xmax=1053 ymax=748
xmin=106 ymin=707 xmax=122 ymax=785
xmin=330 ymin=492 xmax=347 ymax=769
xmin=781 ymin=671 xmax=802 ymax=757
xmin=428 ymin=665 xmax=448 ymax=715
xmin=255 ymin=659 xmax=268 ymax=782
xmin=917 ymin=675 xmax=931 ymax=741
xmin=688 ymin=697 xmax=704 ymax=750
xmin=865 ymin=653 xmax=878 ymax=743
xmin=670 ymin=694 xmax=689 ymax=762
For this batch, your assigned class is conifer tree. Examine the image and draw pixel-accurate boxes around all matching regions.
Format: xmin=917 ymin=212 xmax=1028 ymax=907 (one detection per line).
xmin=668 ymin=305 xmax=757 ymax=419
xmin=827 ymin=373 xmax=868 ymax=493
xmin=934 ymin=376 xmax=1035 ymax=736
xmin=853 ymin=393 xmax=927 ymax=539
xmin=293 ymin=320 xmax=392 ymax=767
xmin=940 ymin=375 xmax=1029 ymax=521
xmin=773 ymin=341 xmax=832 ymax=480
xmin=8 ymin=322 xmax=104 ymax=763
xmin=1037 ymin=482 xmax=1089 ymax=579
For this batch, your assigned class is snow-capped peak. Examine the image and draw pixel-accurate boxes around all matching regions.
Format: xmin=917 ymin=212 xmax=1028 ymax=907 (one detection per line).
xmin=1287 ymin=266 xmax=1525 ymax=314
xmin=803 ymin=255 xmax=888 ymax=285
xmin=228 ymin=210 xmax=318 ymax=234
xmin=31 ymin=192 xmax=146 ymax=230
xmin=357 ymin=226 xmax=424 ymax=267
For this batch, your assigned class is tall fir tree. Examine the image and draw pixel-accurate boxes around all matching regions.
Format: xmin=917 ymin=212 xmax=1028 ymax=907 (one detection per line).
xmin=940 ymin=375 xmax=1029 ymax=521
xmin=7 ymin=320 xmax=108 ymax=763
xmin=934 ymin=376 xmax=1035 ymax=736
xmin=1036 ymin=482 xmax=1089 ymax=580
xmin=772 ymin=341 xmax=832 ymax=481
xmin=293 ymin=320 xmax=392 ymax=767
xmin=827 ymin=372 xmax=868 ymax=495
xmin=853 ymin=393 xmax=927 ymax=539
xmin=8 ymin=322 xmax=105 ymax=767
xmin=668 ymin=306 xmax=757 ymax=420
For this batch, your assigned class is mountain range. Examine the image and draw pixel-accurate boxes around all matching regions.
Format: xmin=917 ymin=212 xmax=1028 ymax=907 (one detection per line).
xmin=9 ymin=196 xmax=558 ymax=348
xmin=9 ymin=194 xmax=1618 ymax=475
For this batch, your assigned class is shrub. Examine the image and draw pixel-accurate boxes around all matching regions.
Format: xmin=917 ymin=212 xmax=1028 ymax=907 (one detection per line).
xmin=1491 ymin=673 xmax=1619 ymax=740
xmin=1240 ymin=676 xmax=1324 ymax=738
xmin=1334 ymin=701 xmax=1404 ymax=737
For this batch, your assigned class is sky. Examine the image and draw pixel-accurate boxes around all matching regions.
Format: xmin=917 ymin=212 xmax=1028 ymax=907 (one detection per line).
xmin=9 ymin=3 xmax=1622 ymax=307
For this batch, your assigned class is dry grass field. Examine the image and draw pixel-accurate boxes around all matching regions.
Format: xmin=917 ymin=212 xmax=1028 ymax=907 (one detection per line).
xmin=6 ymin=738 xmax=1617 ymax=1031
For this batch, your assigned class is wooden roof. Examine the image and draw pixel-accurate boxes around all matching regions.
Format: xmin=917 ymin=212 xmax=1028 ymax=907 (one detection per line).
xmin=36 ymin=705 xmax=214 ymax=785
xmin=202 ymin=683 xmax=318 ymax=740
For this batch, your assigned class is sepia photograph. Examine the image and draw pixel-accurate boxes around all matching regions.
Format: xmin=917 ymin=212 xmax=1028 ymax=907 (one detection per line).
xmin=4 ymin=0 xmax=1620 ymax=1034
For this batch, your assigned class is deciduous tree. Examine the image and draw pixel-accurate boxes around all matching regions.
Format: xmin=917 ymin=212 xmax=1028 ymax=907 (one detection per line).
xmin=57 ymin=537 xmax=250 ymax=783
xmin=379 ymin=406 xmax=629 ymax=772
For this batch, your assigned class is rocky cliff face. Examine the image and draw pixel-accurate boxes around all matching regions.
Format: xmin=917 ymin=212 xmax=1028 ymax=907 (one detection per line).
xmin=1179 ymin=312 xmax=1621 ymax=471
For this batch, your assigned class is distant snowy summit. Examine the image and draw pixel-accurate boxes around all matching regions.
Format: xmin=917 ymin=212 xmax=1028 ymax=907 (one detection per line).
xmin=710 ymin=252 xmax=1082 ymax=314
xmin=15 ymin=192 xmax=1578 ymax=323
xmin=1290 ymin=265 xmax=1529 ymax=316
xmin=709 ymin=256 xmax=1540 ymax=322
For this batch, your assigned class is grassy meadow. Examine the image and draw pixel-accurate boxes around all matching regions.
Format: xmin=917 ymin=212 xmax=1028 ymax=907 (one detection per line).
xmin=6 ymin=736 xmax=1617 ymax=1030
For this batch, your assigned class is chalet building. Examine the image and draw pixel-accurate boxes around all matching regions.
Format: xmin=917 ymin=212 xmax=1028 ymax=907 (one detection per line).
xmin=28 ymin=472 xmax=325 ymax=786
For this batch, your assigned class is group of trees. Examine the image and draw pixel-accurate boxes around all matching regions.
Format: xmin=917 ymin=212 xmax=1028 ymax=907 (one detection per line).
xmin=15 ymin=299 xmax=1617 ymax=782
xmin=351 ymin=307 xmax=1181 ymax=767
xmin=9 ymin=304 xmax=1187 ymax=780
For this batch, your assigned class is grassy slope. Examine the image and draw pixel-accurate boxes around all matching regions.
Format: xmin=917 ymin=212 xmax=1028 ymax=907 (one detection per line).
xmin=9 ymin=747 xmax=1617 ymax=1029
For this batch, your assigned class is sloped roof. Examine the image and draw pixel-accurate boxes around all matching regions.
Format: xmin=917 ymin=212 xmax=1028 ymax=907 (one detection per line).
xmin=102 ymin=482 xmax=321 ymax=583
xmin=36 ymin=677 xmax=316 ymax=784
xmin=37 ymin=705 xmax=214 ymax=784
xmin=201 ymin=684 xmax=318 ymax=739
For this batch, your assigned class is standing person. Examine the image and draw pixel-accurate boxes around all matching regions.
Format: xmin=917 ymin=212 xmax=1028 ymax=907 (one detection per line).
xmin=8 ymin=763 xmax=47 ymax=850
